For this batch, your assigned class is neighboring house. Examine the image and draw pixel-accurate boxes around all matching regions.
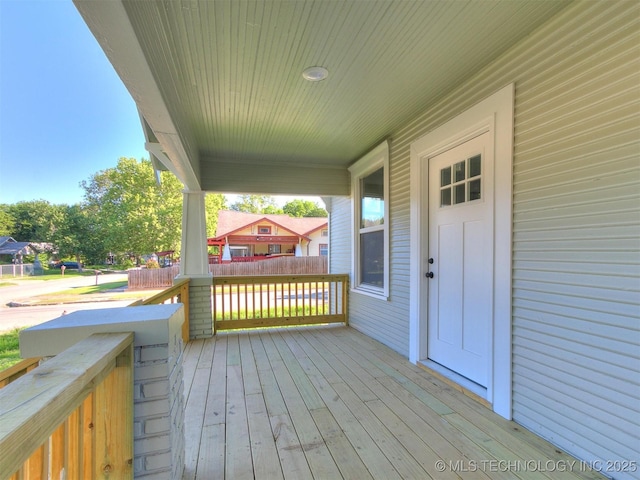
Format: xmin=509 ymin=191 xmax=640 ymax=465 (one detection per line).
xmin=73 ymin=1 xmax=639 ymax=478
xmin=208 ymin=210 xmax=328 ymax=260
xmin=0 ymin=236 xmax=34 ymax=263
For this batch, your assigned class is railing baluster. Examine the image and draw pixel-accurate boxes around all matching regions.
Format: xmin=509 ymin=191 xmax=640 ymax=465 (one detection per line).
xmin=266 ymin=281 xmax=271 ymax=318
xmin=82 ymin=394 xmax=93 ymax=479
xmin=50 ymin=421 xmax=65 ymax=478
xmin=66 ymin=407 xmax=80 ymax=479
xmin=212 ymin=274 xmax=348 ymax=330
xmin=259 ymin=283 xmax=264 ymax=318
xmin=332 ymin=279 xmax=336 ymax=315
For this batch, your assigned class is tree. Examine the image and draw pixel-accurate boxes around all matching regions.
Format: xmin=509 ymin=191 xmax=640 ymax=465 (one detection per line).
xmin=0 ymin=205 xmax=15 ymax=236
xmin=230 ymin=195 xmax=283 ymax=214
xmin=205 ymin=193 xmax=227 ymax=238
xmin=5 ymin=200 xmax=63 ymax=242
xmin=282 ymin=199 xmax=327 ymax=217
xmin=81 ymin=157 xmax=184 ymax=262
xmin=81 ymin=157 xmax=227 ymax=263
xmin=52 ymin=204 xmax=107 ymax=267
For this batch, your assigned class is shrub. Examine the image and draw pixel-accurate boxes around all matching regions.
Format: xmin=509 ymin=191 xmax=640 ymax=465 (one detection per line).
xmin=119 ymin=257 xmax=135 ymax=269
xmin=146 ymin=259 xmax=160 ymax=269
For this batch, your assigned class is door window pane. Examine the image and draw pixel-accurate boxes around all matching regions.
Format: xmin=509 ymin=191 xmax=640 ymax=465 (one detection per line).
xmin=454 ymin=184 xmax=465 ymax=204
xmin=469 ymin=155 xmax=481 ymax=178
xmin=469 ymin=179 xmax=481 ymax=201
xmin=454 ymin=161 xmax=465 ymax=182
xmin=441 ymin=188 xmax=451 ymax=206
xmin=441 ymin=167 xmax=451 ymax=186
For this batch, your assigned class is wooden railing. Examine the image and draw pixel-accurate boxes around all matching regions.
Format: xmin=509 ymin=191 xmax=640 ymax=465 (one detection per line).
xmin=130 ymin=278 xmax=190 ymax=342
xmin=0 ymin=357 xmax=41 ymax=389
xmin=0 ymin=332 xmax=134 ymax=479
xmin=213 ymin=274 xmax=348 ymax=331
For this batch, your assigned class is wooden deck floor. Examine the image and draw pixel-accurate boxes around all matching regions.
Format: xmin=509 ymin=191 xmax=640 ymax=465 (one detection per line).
xmin=182 ymin=325 xmax=604 ymax=480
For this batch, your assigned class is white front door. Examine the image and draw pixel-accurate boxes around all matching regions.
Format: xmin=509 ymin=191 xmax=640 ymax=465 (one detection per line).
xmin=426 ymin=132 xmax=493 ymax=387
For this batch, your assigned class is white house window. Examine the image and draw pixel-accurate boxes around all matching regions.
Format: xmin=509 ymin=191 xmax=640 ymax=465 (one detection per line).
xmin=348 ymin=140 xmax=389 ymax=299
xmin=319 ymin=244 xmax=328 ymax=256
xmin=258 ymin=225 xmax=271 ymax=234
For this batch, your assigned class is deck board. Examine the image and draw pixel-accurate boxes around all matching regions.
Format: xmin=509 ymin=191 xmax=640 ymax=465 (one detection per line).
xmin=184 ymin=325 xmax=605 ymax=479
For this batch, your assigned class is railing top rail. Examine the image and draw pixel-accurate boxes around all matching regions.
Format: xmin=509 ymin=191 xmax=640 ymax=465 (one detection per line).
xmin=213 ymin=273 xmax=349 ymax=284
xmin=0 ymin=357 xmax=40 ymax=386
xmin=135 ymin=277 xmax=190 ymax=306
xmin=0 ymin=332 xmax=134 ymax=476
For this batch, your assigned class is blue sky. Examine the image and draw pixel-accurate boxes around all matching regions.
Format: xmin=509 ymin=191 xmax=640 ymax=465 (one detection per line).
xmin=0 ymin=0 xmax=148 ymax=206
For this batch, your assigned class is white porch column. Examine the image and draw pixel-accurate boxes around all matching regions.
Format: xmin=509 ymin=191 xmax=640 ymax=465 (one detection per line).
xmin=178 ymin=190 xmax=214 ymax=338
xmin=178 ymin=190 xmax=210 ymax=278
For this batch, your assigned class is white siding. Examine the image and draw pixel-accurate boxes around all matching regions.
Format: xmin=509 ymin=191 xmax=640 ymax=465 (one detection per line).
xmin=330 ymin=0 xmax=639 ymax=475
xmin=327 ymin=196 xmax=352 ymax=276
xmin=508 ymin=2 xmax=640 ymax=475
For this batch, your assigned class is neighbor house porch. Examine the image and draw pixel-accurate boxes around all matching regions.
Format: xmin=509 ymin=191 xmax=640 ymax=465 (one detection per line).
xmin=182 ymin=325 xmax=605 ymax=480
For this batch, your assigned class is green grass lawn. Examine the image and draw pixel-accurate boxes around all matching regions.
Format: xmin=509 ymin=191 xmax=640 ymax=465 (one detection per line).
xmin=0 ymin=328 xmax=22 ymax=371
xmin=53 ymin=281 xmax=128 ymax=295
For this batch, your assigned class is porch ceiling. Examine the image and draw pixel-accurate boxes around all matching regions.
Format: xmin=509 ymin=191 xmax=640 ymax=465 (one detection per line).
xmin=73 ymin=0 xmax=570 ymax=195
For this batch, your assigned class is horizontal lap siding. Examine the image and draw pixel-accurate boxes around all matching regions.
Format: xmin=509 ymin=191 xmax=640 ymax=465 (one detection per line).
xmin=510 ymin=2 xmax=640 ymax=476
xmin=327 ymin=196 xmax=351 ymax=276
xmin=332 ymin=0 xmax=639 ymax=473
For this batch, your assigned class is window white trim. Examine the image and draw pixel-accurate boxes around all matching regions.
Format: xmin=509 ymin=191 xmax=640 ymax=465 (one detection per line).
xmin=409 ymin=84 xmax=514 ymax=419
xmin=349 ymin=140 xmax=390 ymax=300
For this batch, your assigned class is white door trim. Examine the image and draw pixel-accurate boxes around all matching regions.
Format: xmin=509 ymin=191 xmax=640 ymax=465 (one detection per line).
xmin=409 ymin=84 xmax=514 ymax=419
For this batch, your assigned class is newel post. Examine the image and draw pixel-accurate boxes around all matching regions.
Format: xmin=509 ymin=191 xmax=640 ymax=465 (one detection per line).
xmin=20 ymin=304 xmax=186 ymax=479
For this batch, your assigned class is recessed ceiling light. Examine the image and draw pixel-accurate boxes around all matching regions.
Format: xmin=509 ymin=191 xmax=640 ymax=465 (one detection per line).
xmin=302 ymin=66 xmax=329 ymax=82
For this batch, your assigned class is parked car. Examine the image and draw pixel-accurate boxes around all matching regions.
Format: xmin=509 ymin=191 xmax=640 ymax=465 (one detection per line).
xmin=53 ymin=261 xmax=82 ymax=269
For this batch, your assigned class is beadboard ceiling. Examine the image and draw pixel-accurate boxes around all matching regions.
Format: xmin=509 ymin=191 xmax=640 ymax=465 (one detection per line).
xmin=74 ymin=0 xmax=570 ymax=195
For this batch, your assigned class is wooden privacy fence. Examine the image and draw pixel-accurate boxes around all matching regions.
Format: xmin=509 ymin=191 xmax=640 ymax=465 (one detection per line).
xmin=128 ymin=257 xmax=327 ymax=288
xmin=0 ymin=332 xmax=134 ymax=479
xmin=213 ymin=273 xmax=348 ymax=331
xmin=128 ymin=266 xmax=180 ymax=289
xmin=129 ymin=277 xmax=191 ymax=342
xmin=211 ymin=256 xmax=328 ymax=276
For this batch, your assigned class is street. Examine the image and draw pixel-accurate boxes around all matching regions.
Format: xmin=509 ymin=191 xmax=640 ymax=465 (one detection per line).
xmin=0 ymin=272 xmax=130 ymax=333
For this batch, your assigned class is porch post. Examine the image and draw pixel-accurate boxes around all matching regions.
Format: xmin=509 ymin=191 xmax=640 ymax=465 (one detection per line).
xmin=177 ymin=190 xmax=214 ymax=339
